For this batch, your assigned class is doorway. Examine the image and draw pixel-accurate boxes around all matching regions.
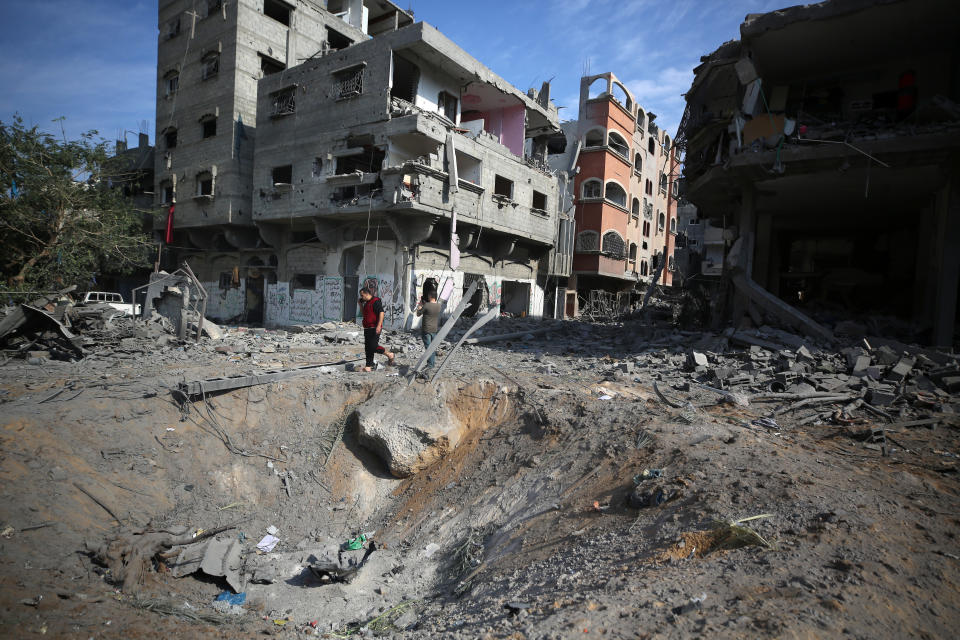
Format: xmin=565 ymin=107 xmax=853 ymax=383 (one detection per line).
xmin=340 ymin=245 xmax=364 ymax=322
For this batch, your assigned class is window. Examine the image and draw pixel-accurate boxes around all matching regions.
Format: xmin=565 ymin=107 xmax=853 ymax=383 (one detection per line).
xmin=607 ymin=131 xmax=629 ymax=158
xmin=581 ymin=179 xmax=601 ymax=199
xmin=632 ymin=198 xmax=641 ymax=217
xmin=604 ymin=181 xmax=626 ymax=208
xmin=637 ymin=110 xmax=645 ymax=133
xmin=642 ymin=221 xmax=650 ymax=237
xmin=532 ymin=190 xmax=547 ymax=213
xmin=640 ymin=260 xmax=648 ymax=276
xmin=272 ymin=87 xmax=296 ymax=116
xmin=272 ymin=164 xmax=293 ymax=185
xmin=312 ymin=157 xmax=323 ymax=178
xmin=264 ymin=0 xmax=290 ymax=25
xmin=205 ymin=0 xmax=223 ymax=17
xmin=663 ymin=135 xmax=671 ymax=153
xmin=645 ymin=179 xmax=653 ymax=196
xmin=438 ymin=91 xmax=458 ymax=121
xmin=493 ymin=175 xmax=513 ymax=199
xmin=658 ymin=211 xmax=666 ymax=231
xmin=201 ymin=116 xmax=217 ymax=139
xmin=670 ymin=218 xmax=677 ymax=233
xmin=335 ymin=65 xmax=363 ymax=98
xmin=164 ymin=70 xmax=179 ymax=97
xmin=163 ymin=128 xmax=177 ymax=149
xmin=602 ymin=231 xmax=625 ymax=259
xmin=290 ymin=274 xmax=316 ymax=292
xmin=688 ymin=218 xmax=700 ymax=225
xmin=634 ymin=153 xmax=642 ymax=172
xmin=326 ymin=26 xmax=353 ymax=51
xmin=576 ymin=230 xmax=599 ymax=252
xmin=261 ymin=53 xmax=285 ymax=76
xmin=642 ymin=240 xmax=648 ymax=250
xmin=584 ymin=128 xmax=604 ymax=147
xmin=196 ymin=171 xmax=213 ymax=197
xmin=629 ymin=243 xmax=637 ymax=261
xmin=648 ymin=137 xmax=655 ymax=154
xmin=201 ymin=52 xmax=219 ymax=79
xmin=164 ymin=17 xmax=181 ymax=40
xmin=659 ymin=173 xmax=668 ymax=194
xmin=160 ymin=180 xmax=174 ymax=204
xmin=546 ymin=133 xmax=567 ymax=155
xmin=668 ymin=255 xmax=676 ymax=271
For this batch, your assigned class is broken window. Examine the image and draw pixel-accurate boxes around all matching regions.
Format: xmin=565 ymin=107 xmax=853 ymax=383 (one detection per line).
xmin=607 ymin=131 xmax=629 ymax=158
xmin=163 ymin=128 xmax=177 ymax=149
xmin=335 ymin=65 xmax=363 ymax=98
xmin=658 ymin=211 xmax=665 ymax=231
xmin=670 ymin=218 xmax=677 ymax=233
xmin=642 ymin=221 xmax=650 ymax=237
xmin=581 ymin=179 xmax=601 ymax=199
xmin=493 ymin=175 xmax=514 ymax=199
xmin=584 ymin=128 xmax=604 ymax=147
xmin=271 ymin=87 xmax=296 ymax=116
xmin=201 ymin=116 xmax=217 ymax=139
xmin=532 ymin=190 xmax=547 ymax=213
xmin=576 ymin=231 xmax=599 ymax=252
xmin=391 ymin=55 xmax=419 ymax=102
xmin=648 ymin=137 xmax=655 ymax=154
xmin=668 ymin=255 xmax=676 ymax=271
xmin=454 ymin=151 xmax=482 ymax=184
xmin=642 ymin=240 xmax=648 ymax=250
xmin=260 ymin=53 xmax=285 ymax=77
xmin=629 ymin=243 xmax=637 ymax=261
xmin=326 ymin=26 xmax=353 ymax=51
xmin=634 ymin=153 xmax=642 ymax=172
xmin=263 ymin=0 xmax=290 ymax=25
xmin=631 ymin=198 xmax=640 ymax=216
xmin=201 ymin=52 xmax=220 ymax=79
xmin=272 ymin=164 xmax=293 ymax=185
xmin=196 ymin=171 xmax=213 ymax=196
xmin=290 ymin=273 xmax=316 ymax=293
xmin=546 ymin=133 xmax=567 ymax=155
xmin=640 ymin=260 xmax=648 ymax=276
xmin=602 ymin=231 xmax=625 ymax=259
xmin=659 ymin=173 xmax=668 ymax=194
xmin=164 ymin=70 xmax=179 ymax=97
xmin=604 ymin=181 xmax=626 ymax=208
xmin=335 ymin=146 xmax=384 ymax=174
xmin=663 ymin=135 xmax=671 ymax=153
xmin=438 ymin=91 xmax=458 ymax=121
xmin=312 ymin=157 xmax=323 ymax=178
xmin=611 ymin=82 xmax=632 ymax=111
xmin=164 ymin=17 xmax=181 ymax=40
xmin=160 ymin=180 xmax=174 ymax=204
xmin=637 ymin=110 xmax=645 ymax=133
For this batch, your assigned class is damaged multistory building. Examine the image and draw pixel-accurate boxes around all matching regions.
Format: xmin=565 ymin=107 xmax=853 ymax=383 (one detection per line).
xmin=551 ymin=73 xmax=677 ymax=316
xmin=679 ymin=0 xmax=960 ymax=345
xmin=153 ymin=0 xmax=569 ymax=327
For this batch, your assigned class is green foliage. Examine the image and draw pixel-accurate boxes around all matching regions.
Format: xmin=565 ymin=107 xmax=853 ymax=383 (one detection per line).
xmin=0 ymin=115 xmax=152 ymax=291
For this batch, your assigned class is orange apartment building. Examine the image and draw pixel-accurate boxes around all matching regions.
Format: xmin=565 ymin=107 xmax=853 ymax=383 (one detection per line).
xmin=558 ymin=72 xmax=677 ymax=312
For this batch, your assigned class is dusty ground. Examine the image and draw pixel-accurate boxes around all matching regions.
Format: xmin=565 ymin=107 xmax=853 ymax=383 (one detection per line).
xmin=0 ymin=318 xmax=958 ymax=639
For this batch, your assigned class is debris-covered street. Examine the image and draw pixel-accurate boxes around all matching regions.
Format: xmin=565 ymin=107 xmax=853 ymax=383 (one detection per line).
xmin=1 ymin=300 xmax=958 ymax=638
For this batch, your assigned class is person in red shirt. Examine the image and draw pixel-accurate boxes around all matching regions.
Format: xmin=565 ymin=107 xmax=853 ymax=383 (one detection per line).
xmin=358 ymin=287 xmax=395 ymax=372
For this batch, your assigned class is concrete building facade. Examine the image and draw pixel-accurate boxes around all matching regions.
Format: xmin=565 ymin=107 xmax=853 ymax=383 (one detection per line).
xmin=552 ymin=72 xmax=676 ymax=314
xmin=153 ymin=1 xmax=568 ymax=327
xmin=679 ymin=0 xmax=960 ymax=345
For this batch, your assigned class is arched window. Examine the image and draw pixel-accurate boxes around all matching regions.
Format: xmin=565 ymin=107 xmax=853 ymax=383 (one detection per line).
xmin=607 ymin=131 xmax=629 ymax=158
xmin=602 ymin=231 xmax=625 ymax=259
xmin=587 ymin=77 xmax=607 ymax=100
xmin=640 ymin=259 xmax=648 ymax=276
xmin=659 ymin=173 xmax=668 ymax=192
xmin=631 ymin=198 xmax=640 ymax=215
xmin=604 ymin=181 xmax=626 ymax=207
xmin=663 ymin=135 xmax=671 ymax=152
xmin=658 ymin=211 xmax=666 ymax=231
xmin=634 ymin=152 xmax=642 ymax=172
xmin=637 ymin=110 xmax=645 ymax=132
xmin=648 ymin=137 xmax=655 ymax=154
xmin=581 ymin=179 xmax=602 ymax=199
xmin=670 ymin=218 xmax=677 ymax=233
xmin=584 ymin=128 xmax=604 ymax=147
xmin=629 ymin=242 xmax=638 ymax=261
xmin=576 ymin=230 xmax=599 ymax=252
xmin=611 ymin=82 xmax=632 ymax=111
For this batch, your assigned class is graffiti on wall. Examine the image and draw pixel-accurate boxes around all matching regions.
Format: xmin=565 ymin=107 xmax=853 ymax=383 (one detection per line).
xmin=322 ymin=276 xmax=342 ymax=321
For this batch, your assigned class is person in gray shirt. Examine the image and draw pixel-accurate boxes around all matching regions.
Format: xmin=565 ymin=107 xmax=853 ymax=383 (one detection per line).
xmin=415 ymin=292 xmax=441 ymax=369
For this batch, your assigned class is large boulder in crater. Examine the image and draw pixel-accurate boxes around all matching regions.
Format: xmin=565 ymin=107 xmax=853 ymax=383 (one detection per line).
xmin=354 ymin=389 xmax=462 ymax=478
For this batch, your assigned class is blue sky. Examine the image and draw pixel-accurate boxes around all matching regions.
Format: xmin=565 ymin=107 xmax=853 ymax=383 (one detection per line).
xmin=0 ymin=0 xmax=789 ymax=147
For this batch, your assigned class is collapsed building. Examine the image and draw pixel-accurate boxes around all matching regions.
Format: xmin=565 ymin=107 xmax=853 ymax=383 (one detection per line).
xmin=678 ymin=0 xmax=960 ymax=345
xmin=551 ymin=72 xmax=677 ymax=316
xmin=153 ymin=0 xmax=569 ymax=328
